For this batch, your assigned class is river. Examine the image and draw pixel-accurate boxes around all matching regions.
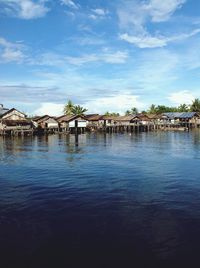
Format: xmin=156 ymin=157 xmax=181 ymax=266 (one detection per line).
xmin=0 ymin=131 xmax=200 ymax=267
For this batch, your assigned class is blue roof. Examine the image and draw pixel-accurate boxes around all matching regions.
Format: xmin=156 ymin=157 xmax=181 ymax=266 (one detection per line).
xmin=163 ymin=112 xmax=197 ymax=119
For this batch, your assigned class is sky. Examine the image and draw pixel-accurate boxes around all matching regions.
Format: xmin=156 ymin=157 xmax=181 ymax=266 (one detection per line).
xmin=0 ymin=0 xmax=200 ymax=116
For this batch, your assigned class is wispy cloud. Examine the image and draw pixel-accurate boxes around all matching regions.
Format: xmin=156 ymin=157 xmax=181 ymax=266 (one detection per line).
xmin=89 ymin=8 xmax=109 ymax=20
xmin=117 ymin=0 xmax=200 ymax=48
xmin=28 ymin=49 xmax=129 ymax=66
xmin=120 ymin=29 xmax=200 ymax=48
xmin=118 ymin=0 xmax=186 ymax=31
xmin=0 ymin=37 xmax=25 ymax=62
xmin=60 ymin=0 xmax=79 ymax=9
xmin=0 ymin=0 xmax=50 ymax=19
xmin=0 ymin=84 xmax=65 ymax=103
xmin=146 ymin=0 xmax=186 ymax=22
xmin=65 ymin=50 xmax=128 ymax=65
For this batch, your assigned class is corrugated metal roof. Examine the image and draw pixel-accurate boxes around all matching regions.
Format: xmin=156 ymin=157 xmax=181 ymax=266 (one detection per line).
xmin=163 ymin=112 xmax=197 ymax=119
xmin=179 ymin=112 xmax=197 ymax=118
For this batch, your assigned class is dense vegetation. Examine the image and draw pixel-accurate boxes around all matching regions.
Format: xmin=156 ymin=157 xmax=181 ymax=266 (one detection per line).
xmin=64 ymin=98 xmax=200 ymax=117
xmin=106 ymin=99 xmax=200 ymax=116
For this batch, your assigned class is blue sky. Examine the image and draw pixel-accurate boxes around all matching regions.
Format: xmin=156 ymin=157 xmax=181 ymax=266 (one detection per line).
xmin=0 ymin=0 xmax=200 ymax=115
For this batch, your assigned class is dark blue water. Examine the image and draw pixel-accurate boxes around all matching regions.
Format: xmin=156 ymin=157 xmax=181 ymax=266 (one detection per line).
xmin=0 ymin=131 xmax=200 ymax=267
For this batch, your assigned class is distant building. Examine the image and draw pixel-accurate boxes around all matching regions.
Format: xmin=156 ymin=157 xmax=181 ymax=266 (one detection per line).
xmin=85 ymin=114 xmax=104 ymax=127
xmin=163 ymin=112 xmax=200 ymax=127
xmin=0 ymin=107 xmax=32 ymax=134
xmin=57 ymin=115 xmax=88 ymax=132
xmin=33 ymin=115 xmax=59 ymax=129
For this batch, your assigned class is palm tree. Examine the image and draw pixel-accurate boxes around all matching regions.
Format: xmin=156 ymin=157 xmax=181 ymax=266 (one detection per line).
xmin=131 ymin=107 xmax=138 ymax=114
xmin=190 ymin=98 xmax=200 ymax=112
xmin=104 ymin=112 xmax=120 ymax=116
xmin=63 ymin=100 xmax=74 ymax=115
xmin=71 ymin=105 xmax=87 ymax=116
xmin=125 ymin=110 xmax=131 ymax=115
xmin=148 ymin=104 xmax=157 ymax=114
xmin=178 ymin=103 xmax=189 ymax=112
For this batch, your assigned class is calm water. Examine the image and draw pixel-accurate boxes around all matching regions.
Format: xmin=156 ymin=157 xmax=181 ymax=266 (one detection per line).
xmin=0 ymin=131 xmax=200 ymax=267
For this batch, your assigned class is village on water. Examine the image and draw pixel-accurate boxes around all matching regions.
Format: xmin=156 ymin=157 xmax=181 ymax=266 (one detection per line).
xmin=0 ymin=99 xmax=200 ymax=136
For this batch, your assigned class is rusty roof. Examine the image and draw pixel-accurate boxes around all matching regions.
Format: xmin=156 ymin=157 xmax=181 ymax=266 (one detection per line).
xmin=86 ymin=114 xmax=104 ymax=121
xmin=57 ymin=114 xmax=87 ymax=123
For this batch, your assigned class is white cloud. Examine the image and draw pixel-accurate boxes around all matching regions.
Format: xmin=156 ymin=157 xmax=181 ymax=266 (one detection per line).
xmin=34 ymin=102 xmax=64 ymax=116
xmin=120 ymin=33 xmax=166 ymax=48
xmin=120 ymin=29 xmax=200 ymax=48
xmin=146 ymin=0 xmax=186 ymax=22
xmin=89 ymin=14 xmax=98 ymax=20
xmin=1 ymin=48 xmax=24 ymax=62
xmin=117 ymin=0 xmax=198 ymax=48
xmin=60 ymin=0 xmax=79 ymax=9
xmin=65 ymin=50 xmax=128 ymax=65
xmin=1 ymin=0 xmax=50 ymax=19
xmin=168 ymin=91 xmax=195 ymax=105
xmin=118 ymin=0 xmax=186 ymax=29
xmin=103 ymin=51 xmax=128 ymax=64
xmin=92 ymin=8 xmax=107 ymax=16
xmin=0 ymin=37 xmax=25 ymax=63
xmin=89 ymin=8 xmax=108 ymax=20
xmin=84 ymin=93 xmax=144 ymax=114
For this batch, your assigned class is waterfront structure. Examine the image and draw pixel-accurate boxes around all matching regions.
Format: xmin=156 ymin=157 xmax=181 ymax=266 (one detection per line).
xmin=57 ymin=115 xmax=88 ymax=133
xmin=0 ymin=106 xmax=32 ymax=135
xmin=1 ymin=103 xmax=200 ymax=136
xmin=33 ymin=115 xmax=59 ymax=133
xmin=85 ymin=114 xmax=104 ymax=127
xmin=163 ymin=112 xmax=200 ymax=127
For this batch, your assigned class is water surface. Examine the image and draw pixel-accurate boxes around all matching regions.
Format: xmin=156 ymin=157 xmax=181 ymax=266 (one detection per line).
xmin=0 ymin=131 xmax=200 ymax=267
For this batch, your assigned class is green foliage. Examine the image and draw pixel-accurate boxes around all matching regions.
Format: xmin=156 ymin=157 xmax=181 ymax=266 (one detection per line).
xmin=104 ymin=111 xmax=120 ymax=116
xmin=178 ymin=104 xmax=189 ymax=112
xmin=64 ymin=100 xmax=87 ymax=116
xmin=190 ymin=98 xmax=200 ymax=112
xmin=125 ymin=107 xmax=138 ymax=115
xmin=147 ymin=104 xmax=157 ymax=114
xmin=131 ymin=107 xmax=138 ymax=114
xmin=146 ymin=100 xmax=199 ymax=114
xmin=147 ymin=103 xmax=190 ymax=114
xmin=63 ymin=100 xmax=74 ymax=115
xmin=125 ymin=110 xmax=131 ymax=115
xmin=71 ymin=105 xmax=88 ymax=116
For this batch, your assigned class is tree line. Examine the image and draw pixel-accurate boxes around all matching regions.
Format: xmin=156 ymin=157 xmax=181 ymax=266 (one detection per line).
xmin=64 ymin=98 xmax=200 ymax=116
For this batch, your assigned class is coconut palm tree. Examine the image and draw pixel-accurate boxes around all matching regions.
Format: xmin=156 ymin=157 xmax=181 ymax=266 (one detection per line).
xmin=178 ymin=103 xmax=189 ymax=112
xmin=190 ymin=99 xmax=200 ymax=112
xmin=63 ymin=100 xmax=74 ymax=115
xmin=71 ymin=105 xmax=87 ymax=116
xmin=147 ymin=104 xmax=157 ymax=114
xmin=104 ymin=112 xmax=120 ymax=116
xmin=131 ymin=107 xmax=138 ymax=114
